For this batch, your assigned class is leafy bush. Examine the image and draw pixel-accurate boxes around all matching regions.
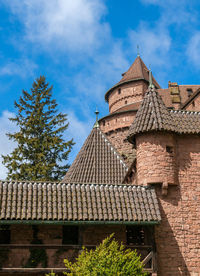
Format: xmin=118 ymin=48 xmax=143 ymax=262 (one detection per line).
xmin=62 ymin=234 xmax=147 ymax=276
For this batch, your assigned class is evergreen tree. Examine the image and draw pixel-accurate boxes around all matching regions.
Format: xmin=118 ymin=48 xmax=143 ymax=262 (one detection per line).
xmin=2 ymin=76 xmax=74 ymax=181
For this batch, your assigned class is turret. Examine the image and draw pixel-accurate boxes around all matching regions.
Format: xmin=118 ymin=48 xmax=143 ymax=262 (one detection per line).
xmin=99 ymin=56 xmax=160 ymax=166
xmin=127 ymin=71 xmax=177 ymax=194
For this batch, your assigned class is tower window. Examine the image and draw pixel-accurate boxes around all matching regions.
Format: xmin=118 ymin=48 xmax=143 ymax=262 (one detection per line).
xmin=187 ymin=88 xmax=193 ymax=97
xmin=118 ymin=88 xmax=121 ymax=95
xmin=166 ymin=145 xmax=173 ymax=154
xmin=62 ymin=226 xmax=79 ymax=245
xmin=125 ymin=100 xmax=127 ymax=104
xmin=192 ymin=101 xmax=195 ymax=107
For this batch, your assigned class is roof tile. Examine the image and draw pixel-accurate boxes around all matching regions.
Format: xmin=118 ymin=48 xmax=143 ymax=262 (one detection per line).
xmin=0 ymin=181 xmax=161 ymax=223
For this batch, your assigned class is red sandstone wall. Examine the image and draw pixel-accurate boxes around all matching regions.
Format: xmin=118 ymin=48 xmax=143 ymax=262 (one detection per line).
xmin=136 ymin=132 xmax=200 ymax=275
xmin=99 ymin=111 xmax=136 ymax=134
xmin=108 ymin=81 xmax=148 ymax=113
xmin=101 ymin=127 xmax=135 ymax=167
xmin=136 ymin=133 xmax=177 ymax=186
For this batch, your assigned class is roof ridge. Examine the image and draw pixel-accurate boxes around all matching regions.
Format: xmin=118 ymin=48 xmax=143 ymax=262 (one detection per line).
xmin=0 ymin=180 xmax=155 ymax=189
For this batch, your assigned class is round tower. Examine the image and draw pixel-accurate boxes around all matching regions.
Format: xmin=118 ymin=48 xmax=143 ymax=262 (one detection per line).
xmin=99 ymin=56 xmax=160 ymax=166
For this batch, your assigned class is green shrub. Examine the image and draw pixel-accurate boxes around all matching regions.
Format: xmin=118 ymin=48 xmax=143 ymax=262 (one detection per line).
xmin=63 ymin=234 xmax=147 ymax=276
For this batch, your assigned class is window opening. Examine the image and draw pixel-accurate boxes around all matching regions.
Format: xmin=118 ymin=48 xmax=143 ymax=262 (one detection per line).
xmin=0 ymin=225 xmax=10 ymax=244
xmin=187 ymin=88 xmax=193 ymax=97
xmin=118 ymin=88 xmax=121 ymax=95
xmin=166 ymin=145 xmax=173 ymax=154
xmin=62 ymin=226 xmax=79 ymax=245
xmin=126 ymin=226 xmax=145 ymax=245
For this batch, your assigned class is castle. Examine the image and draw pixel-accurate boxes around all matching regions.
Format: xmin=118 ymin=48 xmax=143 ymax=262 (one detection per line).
xmin=0 ymin=55 xmax=200 ymax=275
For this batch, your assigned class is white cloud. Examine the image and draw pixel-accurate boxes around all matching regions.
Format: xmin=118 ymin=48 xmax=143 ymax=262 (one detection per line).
xmin=187 ymin=32 xmax=200 ymax=67
xmin=5 ymin=0 xmax=109 ymax=53
xmin=0 ymin=111 xmax=17 ymax=180
xmin=73 ymin=43 xmax=129 ymax=101
xmin=128 ymin=23 xmax=171 ymax=67
xmin=0 ymin=58 xmax=37 ymax=78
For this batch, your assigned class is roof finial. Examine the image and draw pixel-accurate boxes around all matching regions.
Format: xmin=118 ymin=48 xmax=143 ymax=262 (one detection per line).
xmin=149 ymin=65 xmax=154 ymax=89
xmin=137 ymin=45 xmax=140 ymax=57
xmin=93 ymin=107 xmax=99 ymax=128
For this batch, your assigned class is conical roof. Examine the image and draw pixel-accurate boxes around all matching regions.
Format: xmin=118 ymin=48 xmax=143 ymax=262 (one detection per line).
xmin=119 ymin=56 xmax=160 ymax=88
xmin=127 ymin=86 xmax=176 ymax=143
xmin=105 ymin=56 xmax=160 ymax=102
xmin=62 ymin=126 xmax=128 ymax=184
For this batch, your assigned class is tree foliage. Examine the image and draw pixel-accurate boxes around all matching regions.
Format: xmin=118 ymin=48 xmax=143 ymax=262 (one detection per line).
xmin=62 ymin=234 xmax=147 ymax=276
xmin=2 ymin=76 xmax=74 ymax=181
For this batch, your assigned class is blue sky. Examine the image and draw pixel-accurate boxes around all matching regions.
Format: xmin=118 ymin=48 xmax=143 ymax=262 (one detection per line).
xmin=0 ymin=0 xmax=200 ymax=179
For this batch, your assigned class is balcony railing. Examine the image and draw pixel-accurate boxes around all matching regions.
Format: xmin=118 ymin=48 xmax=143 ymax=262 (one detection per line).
xmin=0 ymin=244 xmax=157 ymax=275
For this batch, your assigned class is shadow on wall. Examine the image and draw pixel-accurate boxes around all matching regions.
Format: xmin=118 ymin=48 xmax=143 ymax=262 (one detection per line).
xmin=155 ymin=186 xmax=189 ymax=276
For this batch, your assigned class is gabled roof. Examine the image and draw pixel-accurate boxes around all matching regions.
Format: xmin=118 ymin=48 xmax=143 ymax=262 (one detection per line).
xmin=128 ymin=86 xmax=176 ymax=142
xmin=0 ymin=181 xmax=161 ymax=223
xmin=62 ymin=126 xmax=128 ymax=184
xmin=105 ymin=56 xmax=160 ymax=102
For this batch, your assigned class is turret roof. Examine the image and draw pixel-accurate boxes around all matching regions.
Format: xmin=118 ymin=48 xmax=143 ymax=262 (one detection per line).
xmin=119 ymin=56 xmax=160 ymax=88
xmin=105 ymin=56 xmax=160 ymax=102
xmin=127 ymin=86 xmax=176 ymax=142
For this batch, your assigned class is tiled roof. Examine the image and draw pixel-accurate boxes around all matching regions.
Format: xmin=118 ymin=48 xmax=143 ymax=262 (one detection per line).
xmin=0 ymin=181 xmax=161 ymax=222
xmin=119 ymin=56 xmax=160 ymax=89
xmin=171 ymin=110 xmax=200 ymax=134
xmin=128 ymin=87 xmax=176 ymax=141
xmin=62 ymin=126 xmax=128 ymax=184
xmin=128 ymin=87 xmax=200 ymax=142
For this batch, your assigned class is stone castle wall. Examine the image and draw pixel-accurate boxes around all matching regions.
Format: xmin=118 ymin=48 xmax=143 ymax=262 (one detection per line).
xmin=135 ymin=132 xmax=200 ymax=275
xmin=107 ymin=81 xmax=148 ymax=113
xmin=136 ymin=133 xmax=177 ymax=186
